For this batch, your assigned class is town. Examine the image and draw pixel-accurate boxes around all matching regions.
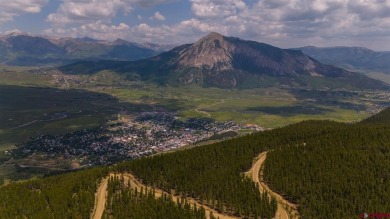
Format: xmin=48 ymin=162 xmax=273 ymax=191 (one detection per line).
xmin=11 ymin=112 xmax=260 ymax=167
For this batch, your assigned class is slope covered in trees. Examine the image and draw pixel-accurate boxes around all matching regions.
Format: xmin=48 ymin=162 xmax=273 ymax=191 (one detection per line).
xmin=112 ymin=121 xmax=357 ymax=218
xmin=360 ymin=108 xmax=390 ymax=125
xmin=264 ymin=109 xmax=390 ymax=218
xmin=0 ymin=168 xmax=108 ymax=218
xmin=0 ymin=108 xmax=389 ymax=218
xmin=103 ymin=175 xmax=209 ymax=219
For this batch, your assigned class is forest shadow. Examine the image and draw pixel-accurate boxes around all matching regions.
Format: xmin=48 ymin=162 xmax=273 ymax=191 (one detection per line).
xmin=247 ymin=104 xmax=334 ymax=116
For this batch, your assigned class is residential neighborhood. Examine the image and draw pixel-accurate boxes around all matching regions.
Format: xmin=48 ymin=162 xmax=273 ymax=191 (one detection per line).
xmin=11 ymin=112 xmax=258 ymax=167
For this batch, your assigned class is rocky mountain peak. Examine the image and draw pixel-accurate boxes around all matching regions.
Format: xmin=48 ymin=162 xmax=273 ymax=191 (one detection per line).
xmin=178 ymin=32 xmax=234 ymax=69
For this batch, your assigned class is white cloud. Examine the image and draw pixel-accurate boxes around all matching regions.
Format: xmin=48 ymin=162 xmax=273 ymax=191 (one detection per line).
xmin=132 ymin=0 xmax=178 ymax=7
xmin=44 ymin=0 xmax=390 ymax=50
xmin=47 ymin=0 xmax=176 ymax=26
xmin=46 ymin=20 xmax=130 ymax=40
xmin=150 ymin=12 xmax=166 ymax=21
xmin=0 ymin=0 xmax=48 ymax=26
xmin=47 ymin=0 xmax=133 ymax=26
xmin=190 ymin=0 xmax=246 ymax=19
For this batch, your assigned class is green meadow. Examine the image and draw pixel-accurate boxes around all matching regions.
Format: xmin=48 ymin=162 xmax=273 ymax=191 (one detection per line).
xmin=0 ymin=67 xmax=377 ymax=150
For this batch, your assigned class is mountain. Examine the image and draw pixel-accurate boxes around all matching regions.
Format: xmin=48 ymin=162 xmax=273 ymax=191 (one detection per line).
xmin=296 ymin=46 xmax=390 ymax=74
xmin=0 ymin=34 xmax=170 ymax=66
xmin=140 ymin=42 xmax=177 ymax=53
xmin=60 ymin=32 xmax=388 ymax=89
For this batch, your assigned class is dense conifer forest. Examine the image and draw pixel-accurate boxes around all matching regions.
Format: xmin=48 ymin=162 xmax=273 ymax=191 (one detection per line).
xmin=103 ymin=175 xmax=209 ymax=219
xmin=0 ymin=168 xmax=107 ymax=218
xmin=0 ymin=108 xmax=389 ymax=218
xmin=264 ymin=109 xmax=390 ymax=218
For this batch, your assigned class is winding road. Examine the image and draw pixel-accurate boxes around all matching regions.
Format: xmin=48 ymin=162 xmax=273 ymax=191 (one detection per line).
xmin=91 ymin=173 xmax=238 ymax=219
xmin=91 ymin=176 xmax=109 ymax=219
xmin=246 ymin=152 xmax=299 ymax=219
xmin=91 ymin=151 xmax=299 ymax=219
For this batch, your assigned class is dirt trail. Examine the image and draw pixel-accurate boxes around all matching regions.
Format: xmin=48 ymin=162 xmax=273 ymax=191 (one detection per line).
xmin=92 ymin=151 xmax=299 ymax=219
xmin=195 ymin=99 xmax=225 ymax=117
xmin=246 ymin=152 xmax=299 ymax=219
xmin=91 ymin=176 xmax=109 ymax=219
xmin=91 ymin=173 xmax=238 ymax=219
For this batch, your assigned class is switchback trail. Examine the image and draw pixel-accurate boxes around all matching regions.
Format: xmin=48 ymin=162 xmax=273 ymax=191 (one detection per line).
xmin=91 ymin=173 xmax=238 ymax=219
xmin=92 ymin=151 xmax=299 ymax=219
xmin=246 ymin=152 xmax=299 ymax=219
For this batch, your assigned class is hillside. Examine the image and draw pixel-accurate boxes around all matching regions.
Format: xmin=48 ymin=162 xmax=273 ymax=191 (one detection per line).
xmin=296 ymin=46 xmax=390 ymax=74
xmin=360 ymin=108 xmax=390 ymax=125
xmin=1 ymin=109 xmax=390 ymax=218
xmin=60 ymin=32 xmax=388 ymax=89
xmin=0 ymin=33 xmax=168 ymax=66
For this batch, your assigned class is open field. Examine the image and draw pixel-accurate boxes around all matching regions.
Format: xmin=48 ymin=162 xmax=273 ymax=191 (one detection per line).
xmin=97 ymin=84 xmax=370 ymax=128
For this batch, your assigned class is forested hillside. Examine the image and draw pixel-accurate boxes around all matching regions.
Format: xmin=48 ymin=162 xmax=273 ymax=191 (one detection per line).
xmin=264 ymin=109 xmax=390 ymax=218
xmin=103 ymin=175 xmax=209 ymax=219
xmin=360 ymin=108 xmax=390 ymax=125
xmin=0 ymin=168 xmax=108 ymax=218
xmin=0 ymin=108 xmax=389 ymax=218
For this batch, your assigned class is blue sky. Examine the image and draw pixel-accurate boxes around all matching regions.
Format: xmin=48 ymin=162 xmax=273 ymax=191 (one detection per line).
xmin=0 ymin=0 xmax=389 ymax=50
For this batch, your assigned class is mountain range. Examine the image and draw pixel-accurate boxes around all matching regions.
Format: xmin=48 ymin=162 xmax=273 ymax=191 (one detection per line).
xmin=60 ymin=32 xmax=388 ymax=90
xmin=0 ymin=33 xmax=175 ymax=66
xmin=296 ymin=46 xmax=390 ymax=74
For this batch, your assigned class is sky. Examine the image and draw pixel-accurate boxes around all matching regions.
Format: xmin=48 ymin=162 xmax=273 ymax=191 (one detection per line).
xmin=0 ymin=0 xmax=389 ymax=51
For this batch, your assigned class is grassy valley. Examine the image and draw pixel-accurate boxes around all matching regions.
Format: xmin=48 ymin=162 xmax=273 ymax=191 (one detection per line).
xmin=1 ymin=65 xmax=389 ymax=183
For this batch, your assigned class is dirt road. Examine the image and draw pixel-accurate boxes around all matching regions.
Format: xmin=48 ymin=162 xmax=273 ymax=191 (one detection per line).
xmin=92 ymin=151 xmax=299 ymax=219
xmin=91 ymin=176 xmax=109 ymax=219
xmin=246 ymin=152 xmax=299 ymax=219
xmin=91 ymin=173 xmax=238 ymax=219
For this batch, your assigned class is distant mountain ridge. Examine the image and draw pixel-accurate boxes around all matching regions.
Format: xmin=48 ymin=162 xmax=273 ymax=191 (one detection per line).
xmin=296 ymin=46 xmax=390 ymax=74
xmin=0 ymin=33 xmax=175 ymax=66
xmin=60 ymin=32 xmax=388 ymax=90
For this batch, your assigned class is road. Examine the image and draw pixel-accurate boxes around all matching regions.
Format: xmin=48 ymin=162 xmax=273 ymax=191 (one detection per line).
xmin=91 ymin=151 xmax=299 ymax=219
xmin=91 ymin=176 xmax=109 ymax=219
xmin=246 ymin=152 xmax=299 ymax=219
xmin=9 ymin=113 xmax=68 ymax=130
xmin=91 ymin=173 xmax=238 ymax=219
xmin=195 ymin=99 xmax=225 ymax=117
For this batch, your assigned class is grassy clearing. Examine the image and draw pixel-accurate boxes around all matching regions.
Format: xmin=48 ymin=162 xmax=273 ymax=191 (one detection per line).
xmin=97 ymin=84 xmax=371 ymax=128
xmin=0 ymin=66 xmax=51 ymax=87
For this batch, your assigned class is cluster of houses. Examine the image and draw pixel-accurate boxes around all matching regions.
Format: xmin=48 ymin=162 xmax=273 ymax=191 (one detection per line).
xmin=12 ymin=112 xmax=252 ymax=166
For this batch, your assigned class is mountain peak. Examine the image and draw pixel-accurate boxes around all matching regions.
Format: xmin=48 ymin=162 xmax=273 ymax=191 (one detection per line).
xmin=204 ymin=32 xmax=224 ymax=39
xmin=178 ymin=32 xmax=234 ymax=70
xmin=78 ymin=37 xmax=98 ymax=42
xmin=195 ymin=32 xmax=226 ymax=45
xmin=111 ymin=38 xmax=131 ymax=46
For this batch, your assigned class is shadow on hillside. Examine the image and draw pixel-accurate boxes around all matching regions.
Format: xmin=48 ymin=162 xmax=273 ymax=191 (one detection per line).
xmin=247 ymin=105 xmax=334 ymax=116
xmin=290 ymin=89 xmax=368 ymax=111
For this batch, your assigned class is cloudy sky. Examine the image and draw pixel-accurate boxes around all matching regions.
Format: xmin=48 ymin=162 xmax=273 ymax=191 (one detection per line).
xmin=0 ymin=0 xmax=389 ymax=50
